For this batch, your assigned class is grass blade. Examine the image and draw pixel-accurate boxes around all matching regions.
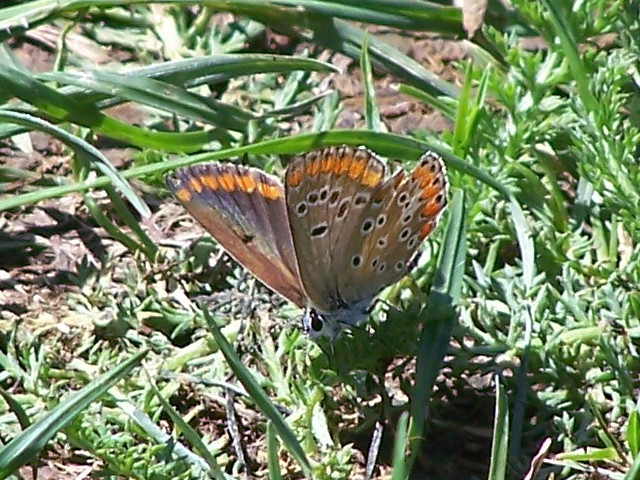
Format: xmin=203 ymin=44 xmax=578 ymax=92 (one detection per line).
xmin=148 ymin=380 xmax=227 ymax=479
xmin=488 ymin=376 xmax=509 ymax=480
xmin=0 ymin=130 xmax=493 ymax=211
xmin=0 ymin=109 xmax=150 ymax=218
xmin=624 ymin=453 xmax=640 ymax=480
xmin=360 ymin=35 xmax=383 ymax=133
xmin=509 ymin=197 xmax=535 ymax=291
xmin=0 ymin=349 xmax=148 ymax=476
xmin=540 ymin=0 xmax=598 ymax=112
xmin=202 ymin=309 xmax=312 ymax=478
xmin=407 ymin=189 xmax=467 ymax=474
xmin=50 ymin=70 xmax=257 ymax=132
xmin=267 ymin=421 xmax=285 ymax=480
xmin=391 ymin=412 xmax=410 ymax=480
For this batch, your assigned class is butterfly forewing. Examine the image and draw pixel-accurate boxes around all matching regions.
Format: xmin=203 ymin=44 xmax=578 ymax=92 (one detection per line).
xmin=284 ymin=146 xmax=387 ymax=311
xmin=166 ymin=163 xmax=306 ymax=307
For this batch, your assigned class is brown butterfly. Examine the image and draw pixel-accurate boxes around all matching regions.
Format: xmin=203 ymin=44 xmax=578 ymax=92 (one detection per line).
xmin=166 ymin=145 xmax=447 ymax=338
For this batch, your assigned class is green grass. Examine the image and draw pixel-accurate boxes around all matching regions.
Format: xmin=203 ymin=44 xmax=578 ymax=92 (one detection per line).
xmin=1 ymin=0 xmax=639 ymax=479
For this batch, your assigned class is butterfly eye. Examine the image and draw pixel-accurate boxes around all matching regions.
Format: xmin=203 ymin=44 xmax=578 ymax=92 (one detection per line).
xmin=395 ymin=261 xmax=404 ymax=272
xmin=311 ymin=315 xmax=324 ymax=332
xmin=302 ymin=309 xmax=326 ymax=336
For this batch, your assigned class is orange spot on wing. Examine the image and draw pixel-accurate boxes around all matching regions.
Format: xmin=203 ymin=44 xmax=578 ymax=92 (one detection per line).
xmin=422 ymin=199 xmax=443 ymax=218
xmin=411 ymin=166 xmax=425 ymax=180
xmin=419 ymin=172 xmax=438 ymax=189
xmin=237 ymin=174 xmax=257 ymax=193
xmin=218 ymin=173 xmax=235 ymax=192
xmin=189 ymin=177 xmax=204 ymax=193
xmin=419 ymin=221 xmax=434 ymax=239
xmin=258 ymin=181 xmax=281 ymax=200
xmin=337 ymin=154 xmax=352 ymax=175
xmin=361 ymin=167 xmax=383 ymax=188
xmin=176 ymin=188 xmax=192 ymax=202
xmin=305 ymin=158 xmax=321 ymax=176
xmin=286 ymin=165 xmax=303 ymax=188
xmin=320 ymin=153 xmax=335 ymax=173
xmin=420 ymin=184 xmax=442 ymax=201
xmin=200 ymin=175 xmax=219 ymax=190
xmin=348 ymin=158 xmax=366 ymax=180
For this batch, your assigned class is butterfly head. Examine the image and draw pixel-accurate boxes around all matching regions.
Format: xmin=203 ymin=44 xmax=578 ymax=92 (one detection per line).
xmin=301 ymin=300 xmax=371 ymax=339
xmin=301 ymin=308 xmax=331 ymax=338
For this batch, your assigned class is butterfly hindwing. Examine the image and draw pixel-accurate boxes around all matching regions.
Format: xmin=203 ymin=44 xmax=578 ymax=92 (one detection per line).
xmin=285 ymin=147 xmax=447 ymax=313
xmin=341 ymin=151 xmax=448 ymax=302
xmin=166 ymin=163 xmax=306 ymax=307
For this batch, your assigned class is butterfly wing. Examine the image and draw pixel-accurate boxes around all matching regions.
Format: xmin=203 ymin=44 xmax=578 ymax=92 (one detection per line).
xmin=337 ymin=151 xmax=448 ymax=303
xmin=166 ymin=162 xmax=307 ymax=307
xmin=284 ymin=147 xmax=447 ymax=313
xmin=284 ymin=146 xmax=386 ymax=311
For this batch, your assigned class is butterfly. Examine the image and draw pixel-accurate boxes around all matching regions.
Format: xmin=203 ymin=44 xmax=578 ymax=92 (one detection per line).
xmin=165 ymin=145 xmax=448 ymax=338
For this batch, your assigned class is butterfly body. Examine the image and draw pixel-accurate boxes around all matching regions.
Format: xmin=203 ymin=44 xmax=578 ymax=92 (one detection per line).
xmin=166 ymin=145 xmax=447 ymax=338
